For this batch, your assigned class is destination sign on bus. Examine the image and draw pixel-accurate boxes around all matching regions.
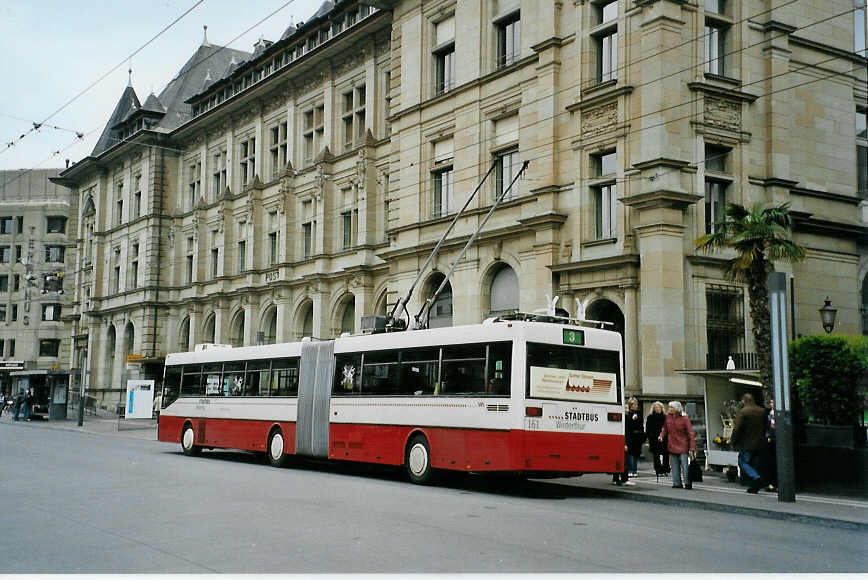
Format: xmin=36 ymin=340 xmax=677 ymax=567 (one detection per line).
xmin=562 ymin=329 xmax=584 ymax=346
xmin=529 ymin=367 xmax=617 ymax=403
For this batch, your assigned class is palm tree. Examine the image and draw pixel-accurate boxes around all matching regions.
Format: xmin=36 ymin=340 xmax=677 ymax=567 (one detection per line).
xmin=695 ymin=202 xmax=806 ymax=396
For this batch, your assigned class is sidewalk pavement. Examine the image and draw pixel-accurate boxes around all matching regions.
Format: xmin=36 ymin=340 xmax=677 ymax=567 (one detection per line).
xmin=4 ymin=414 xmax=866 ymax=530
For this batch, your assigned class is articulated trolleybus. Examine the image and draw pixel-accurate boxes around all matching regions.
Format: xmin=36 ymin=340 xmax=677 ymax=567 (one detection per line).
xmin=157 ymin=314 xmax=625 ymax=484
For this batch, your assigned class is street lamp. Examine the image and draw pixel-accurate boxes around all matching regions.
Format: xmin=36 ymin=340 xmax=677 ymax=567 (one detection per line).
xmin=819 ymin=297 xmax=837 ymax=334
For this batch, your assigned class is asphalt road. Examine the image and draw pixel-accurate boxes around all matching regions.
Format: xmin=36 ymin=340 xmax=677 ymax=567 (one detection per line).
xmin=1 ymin=423 xmax=865 ymax=573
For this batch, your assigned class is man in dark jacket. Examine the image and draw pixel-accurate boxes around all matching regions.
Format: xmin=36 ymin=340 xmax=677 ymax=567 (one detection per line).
xmin=730 ymin=393 xmax=766 ymax=493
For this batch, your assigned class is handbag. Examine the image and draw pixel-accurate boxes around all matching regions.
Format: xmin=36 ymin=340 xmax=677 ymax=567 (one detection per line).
xmin=688 ymin=458 xmax=703 ymax=483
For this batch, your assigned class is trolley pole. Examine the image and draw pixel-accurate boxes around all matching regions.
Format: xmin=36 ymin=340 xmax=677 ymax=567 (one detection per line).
xmin=77 ymin=348 xmax=87 ymax=427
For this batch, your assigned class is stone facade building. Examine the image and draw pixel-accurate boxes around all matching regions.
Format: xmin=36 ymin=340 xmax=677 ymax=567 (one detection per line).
xmin=55 ymin=0 xmax=866 ymax=423
xmin=0 ymin=169 xmax=76 ymax=399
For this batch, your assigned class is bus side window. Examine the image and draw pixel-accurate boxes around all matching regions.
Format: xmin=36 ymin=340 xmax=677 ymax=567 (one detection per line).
xmin=181 ymin=364 xmax=204 ymax=397
xmin=486 ymin=342 xmax=512 ymax=396
xmin=441 ymin=344 xmax=486 ymax=395
xmin=334 ymin=354 xmax=362 ymax=395
xmin=363 ymin=350 xmax=399 ymax=395
xmin=399 ymin=347 xmax=439 ymax=396
xmin=246 ymin=360 xmax=270 ymax=396
xmin=272 ymin=358 xmax=299 ymax=396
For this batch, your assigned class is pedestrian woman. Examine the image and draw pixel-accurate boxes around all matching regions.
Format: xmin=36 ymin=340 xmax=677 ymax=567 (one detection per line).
xmin=645 ymin=401 xmax=670 ymax=476
xmin=659 ymin=401 xmax=696 ymax=489
xmin=625 ymin=397 xmax=645 ymax=477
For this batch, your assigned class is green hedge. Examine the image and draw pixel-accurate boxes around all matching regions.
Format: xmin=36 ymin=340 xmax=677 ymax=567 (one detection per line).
xmin=790 ymin=335 xmax=868 ymax=425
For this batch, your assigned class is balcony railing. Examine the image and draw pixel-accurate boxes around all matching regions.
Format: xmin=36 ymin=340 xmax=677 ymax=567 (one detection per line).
xmin=707 ymin=352 xmax=758 ymax=370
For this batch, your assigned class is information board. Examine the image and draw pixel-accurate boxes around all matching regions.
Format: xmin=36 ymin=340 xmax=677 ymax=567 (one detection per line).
xmin=125 ymin=379 xmax=155 ymax=419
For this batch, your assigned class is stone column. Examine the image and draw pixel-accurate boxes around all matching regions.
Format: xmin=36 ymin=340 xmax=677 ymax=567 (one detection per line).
xmin=622 ymin=282 xmax=640 ymax=391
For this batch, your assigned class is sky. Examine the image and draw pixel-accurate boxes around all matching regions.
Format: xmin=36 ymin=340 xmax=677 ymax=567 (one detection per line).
xmin=0 ymin=0 xmax=326 ymax=171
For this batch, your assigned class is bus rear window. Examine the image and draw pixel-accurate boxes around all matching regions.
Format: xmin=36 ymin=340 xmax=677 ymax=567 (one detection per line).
xmin=526 ymin=342 xmax=621 ymax=403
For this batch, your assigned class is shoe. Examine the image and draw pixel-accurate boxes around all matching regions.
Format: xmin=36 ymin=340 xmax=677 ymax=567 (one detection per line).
xmin=765 ymin=485 xmax=776 ymax=492
xmin=746 ymin=486 xmax=760 ymax=494
xmin=624 ymin=481 xmax=636 ymax=486
xmin=615 ymin=481 xmax=623 ymax=486
xmin=672 ymin=485 xmax=683 ymax=488
xmin=684 ymin=484 xmax=692 ymax=490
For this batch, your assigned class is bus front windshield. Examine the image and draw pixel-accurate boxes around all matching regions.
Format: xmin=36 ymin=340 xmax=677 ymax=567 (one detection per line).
xmin=526 ymin=342 xmax=621 ymax=404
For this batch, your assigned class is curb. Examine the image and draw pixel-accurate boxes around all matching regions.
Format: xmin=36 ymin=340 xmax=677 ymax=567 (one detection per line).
xmin=582 ymin=485 xmax=868 ymax=531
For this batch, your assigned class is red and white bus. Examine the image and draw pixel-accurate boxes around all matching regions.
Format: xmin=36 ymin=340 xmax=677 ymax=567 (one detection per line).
xmin=157 ymin=316 xmax=625 ymax=483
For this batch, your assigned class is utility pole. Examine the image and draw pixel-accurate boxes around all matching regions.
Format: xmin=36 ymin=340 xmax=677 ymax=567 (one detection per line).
xmin=769 ymin=271 xmax=796 ymax=502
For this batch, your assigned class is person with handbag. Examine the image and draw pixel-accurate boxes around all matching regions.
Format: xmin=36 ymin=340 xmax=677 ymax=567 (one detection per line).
xmin=658 ymin=401 xmax=696 ymax=489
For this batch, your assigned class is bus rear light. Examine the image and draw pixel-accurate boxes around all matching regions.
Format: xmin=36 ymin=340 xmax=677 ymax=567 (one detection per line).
xmin=525 ymin=406 xmax=543 ymax=417
xmin=607 ymin=412 xmax=622 ymax=422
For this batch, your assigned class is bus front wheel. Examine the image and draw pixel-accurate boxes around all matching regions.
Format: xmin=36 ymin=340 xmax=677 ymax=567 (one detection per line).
xmin=267 ymin=428 xmax=288 ymax=467
xmin=405 ymin=434 xmax=434 ymax=485
xmin=181 ymin=424 xmax=200 ymax=456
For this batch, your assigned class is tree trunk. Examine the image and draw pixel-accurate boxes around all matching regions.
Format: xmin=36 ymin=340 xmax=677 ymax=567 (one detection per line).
xmin=748 ymin=262 xmax=772 ymax=401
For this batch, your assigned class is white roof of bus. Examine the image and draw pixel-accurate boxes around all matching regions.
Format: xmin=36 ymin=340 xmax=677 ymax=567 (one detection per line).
xmin=164 ymin=320 xmax=621 ymax=365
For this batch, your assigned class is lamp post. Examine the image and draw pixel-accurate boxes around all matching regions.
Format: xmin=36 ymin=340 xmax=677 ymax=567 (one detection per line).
xmin=819 ymin=297 xmax=837 ymax=334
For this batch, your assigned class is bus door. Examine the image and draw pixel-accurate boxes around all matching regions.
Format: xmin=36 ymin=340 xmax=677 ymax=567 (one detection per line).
xmin=296 ymin=340 xmax=335 ymax=458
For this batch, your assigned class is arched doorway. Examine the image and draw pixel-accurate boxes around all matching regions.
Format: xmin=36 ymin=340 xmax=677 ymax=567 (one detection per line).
xmin=425 ymin=273 xmax=452 ymax=328
xmin=489 ymin=263 xmax=519 ymax=316
xmin=124 ymin=322 xmax=135 ymax=360
xmin=297 ymin=301 xmax=313 ymax=340
xmin=586 ymin=298 xmax=625 ymax=342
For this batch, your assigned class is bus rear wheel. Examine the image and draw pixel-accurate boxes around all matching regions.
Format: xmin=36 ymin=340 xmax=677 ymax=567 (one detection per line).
xmin=267 ymin=429 xmax=288 ymax=467
xmin=405 ymin=434 xmax=434 ymax=485
xmin=181 ymin=424 xmax=200 ymax=456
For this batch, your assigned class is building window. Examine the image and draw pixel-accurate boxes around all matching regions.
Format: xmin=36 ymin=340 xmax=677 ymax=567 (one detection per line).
xmin=704 ymin=0 xmax=726 ymax=14
xmin=495 ymin=149 xmax=521 ymax=201
xmin=706 ymin=284 xmax=745 ymax=369
xmin=39 ymin=339 xmax=61 ymax=358
xmin=10 ymin=304 xmax=17 ymax=321
xmin=0 ymin=246 xmax=10 ymax=263
xmin=856 ymin=0 xmax=866 ymax=54
xmin=342 ymin=211 xmax=353 ymax=250
xmin=239 ymin=138 xmax=256 ymax=187
xmin=211 ymin=248 xmax=219 ymax=278
xmin=15 ymin=245 xmax=21 ymax=262
xmin=115 ymin=180 xmax=124 ymax=225
xmin=237 ymin=240 xmax=246 ymax=273
xmin=185 ymin=236 xmax=194 ymax=285
xmin=496 ymin=12 xmax=521 ymax=68
xmin=269 ymin=122 xmax=288 ymax=180
xmin=432 ymin=168 xmax=454 ymax=218
xmin=593 ymin=2 xmax=618 ymax=84
xmin=0 ymin=304 xmax=5 ymax=322
xmin=0 ymin=275 xmax=6 ymax=292
xmin=591 ymin=150 xmax=617 ymax=239
xmin=212 ymin=149 xmax=227 ymax=200
xmin=302 ymin=222 xmax=313 ymax=259
xmin=434 ymin=17 xmax=455 ymax=95
xmin=704 ymin=21 xmax=727 ymax=76
xmin=303 ymin=105 xmax=324 ymax=166
xmin=130 ymin=242 xmax=139 ymax=289
xmin=44 ymin=245 xmax=65 ymax=263
xmin=0 ymin=216 xmax=13 ymax=234
xmin=342 ymin=85 xmax=366 ymax=152
xmin=42 ymin=303 xmax=62 ymax=321
xmin=269 ymin=231 xmax=278 ymax=265
xmin=8 ymin=339 xmax=14 ymax=357
xmin=111 ymin=264 xmax=121 ymax=294
xmin=705 ymin=144 xmax=730 ymax=233
xmin=13 ymin=274 xmax=19 ymax=292
xmin=46 ymin=216 xmax=67 ymax=234
xmin=858 ymin=105 xmax=867 ymax=199
xmin=44 ymin=273 xmax=63 ymax=293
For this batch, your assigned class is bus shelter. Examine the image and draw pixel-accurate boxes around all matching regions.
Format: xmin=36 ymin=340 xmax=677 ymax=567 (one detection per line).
xmin=10 ymin=369 xmax=70 ymax=420
xmin=677 ymin=369 xmax=763 ymax=470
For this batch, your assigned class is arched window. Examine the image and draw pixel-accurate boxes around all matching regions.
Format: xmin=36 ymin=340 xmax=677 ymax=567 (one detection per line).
xmin=426 ymin=273 xmax=452 ymax=328
xmin=105 ymin=325 xmax=116 ymax=388
xmin=262 ymin=306 xmax=277 ymax=344
xmin=179 ymin=317 xmax=191 ymax=351
xmin=340 ymin=298 xmax=355 ymax=335
xmin=489 ymin=264 xmax=519 ymax=315
xmin=124 ymin=322 xmax=135 ymax=358
xmin=202 ymin=313 xmax=216 ymax=344
xmin=302 ymin=307 xmax=313 ymax=339
xmin=586 ymin=298 xmax=625 ymax=345
xmin=231 ymin=311 xmax=245 ymax=347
